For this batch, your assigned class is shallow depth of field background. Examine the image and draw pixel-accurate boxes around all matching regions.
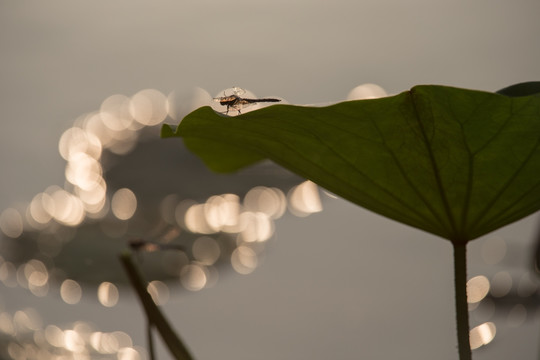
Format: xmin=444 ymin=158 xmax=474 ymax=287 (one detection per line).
xmin=1 ymin=1 xmax=540 ymax=359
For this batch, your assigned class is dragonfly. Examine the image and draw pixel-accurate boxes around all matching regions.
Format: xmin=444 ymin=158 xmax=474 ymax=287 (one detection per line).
xmin=213 ymin=87 xmax=281 ymax=115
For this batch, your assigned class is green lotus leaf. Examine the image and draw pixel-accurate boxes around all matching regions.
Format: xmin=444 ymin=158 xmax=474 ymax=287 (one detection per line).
xmin=162 ymin=85 xmax=540 ymax=243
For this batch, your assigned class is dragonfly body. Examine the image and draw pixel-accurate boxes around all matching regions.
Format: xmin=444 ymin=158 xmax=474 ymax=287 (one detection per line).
xmin=214 ymin=88 xmax=280 ymax=115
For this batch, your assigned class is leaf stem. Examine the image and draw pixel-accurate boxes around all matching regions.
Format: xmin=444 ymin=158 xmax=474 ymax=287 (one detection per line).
xmin=147 ymin=321 xmax=156 ymax=360
xmin=453 ymin=242 xmax=471 ymax=360
xmin=119 ymin=251 xmax=194 ymax=360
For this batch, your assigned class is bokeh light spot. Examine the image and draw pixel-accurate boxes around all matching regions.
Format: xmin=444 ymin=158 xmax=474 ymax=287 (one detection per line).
xmin=231 ymin=246 xmax=258 ymax=274
xmin=185 ymin=203 xmax=215 ymax=234
xmin=97 ymin=282 xmax=119 ymax=307
xmin=147 ymin=280 xmax=170 ymax=305
xmin=60 ymin=279 xmax=82 ymax=305
xmin=469 ymin=322 xmax=496 ymax=350
xmin=111 ymin=188 xmax=137 ymax=220
xmin=288 ymin=180 xmax=322 ymax=217
xmin=100 ymin=94 xmax=134 ymax=131
xmin=192 ymin=236 xmax=221 ymax=265
xmin=130 ymin=89 xmax=168 ymax=126
xmin=244 ymin=186 xmax=286 ymax=219
xmin=49 ymin=188 xmax=86 ymax=226
xmin=45 ymin=325 xmax=65 ymax=348
xmin=118 ymin=347 xmax=142 ymax=360
xmin=180 ymin=264 xmax=207 ymax=291
xmin=0 ymin=208 xmax=23 ymax=238
xmin=467 ymin=275 xmax=490 ymax=303
xmin=64 ymin=329 xmax=85 ymax=353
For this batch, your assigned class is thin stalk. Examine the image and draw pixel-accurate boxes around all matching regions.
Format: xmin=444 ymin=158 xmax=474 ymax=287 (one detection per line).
xmin=147 ymin=321 xmax=156 ymax=360
xmin=119 ymin=251 xmax=194 ymax=360
xmin=453 ymin=242 xmax=471 ymax=360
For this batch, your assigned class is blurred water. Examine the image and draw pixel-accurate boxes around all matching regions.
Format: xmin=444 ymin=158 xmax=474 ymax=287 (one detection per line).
xmin=1 ymin=1 xmax=540 ymax=359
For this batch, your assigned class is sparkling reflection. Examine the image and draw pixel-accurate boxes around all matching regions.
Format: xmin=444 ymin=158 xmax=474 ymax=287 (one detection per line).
xmin=118 ymin=346 xmax=143 ymax=360
xmin=469 ymin=322 xmax=496 ymax=350
xmin=0 ymin=86 xmax=341 ymax=358
xmin=192 ymin=236 xmax=221 ymax=265
xmin=180 ymin=264 xmax=207 ymax=291
xmin=167 ymin=87 xmax=212 ymax=121
xmin=111 ymin=188 xmax=137 ymax=220
xmin=49 ymin=188 xmax=86 ymax=226
xmin=98 ymin=282 xmax=119 ymax=307
xmin=147 ymin=280 xmax=170 ymax=305
xmin=64 ymin=329 xmax=85 ymax=353
xmin=0 ymin=208 xmax=23 ymax=238
xmin=1 ymin=314 xmax=145 ymax=359
xmin=60 ymin=279 xmax=82 ymax=305
xmin=288 ymin=180 xmax=323 ymax=217
xmin=129 ymin=89 xmax=168 ymax=126
xmin=244 ymin=186 xmax=287 ymax=219
xmin=467 ymin=275 xmax=490 ymax=304
xmin=0 ymin=261 xmax=17 ymax=288
xmin=0 ymin=312 xmax=15 ymax=335
xmin=185 ymin=203 xmax=215 ymax=234
xmin=44 ymin=325 xmax=64 ymax=347
xmin=29 ymin=193 xmax=54 ymax=225
xmin=0 ymin=86 xmax=325 ymax=295
xmin=468 ymin=232 xmax=540 ymax=352
xmin=100 ymin=94 xmax=135 ymax=131
xmin=231 ymin=246 xmax=258 ymax=275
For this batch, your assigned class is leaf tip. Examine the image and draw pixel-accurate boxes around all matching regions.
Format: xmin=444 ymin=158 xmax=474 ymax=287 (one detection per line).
xmin=160 ymin=123 xmax=177 ymax=138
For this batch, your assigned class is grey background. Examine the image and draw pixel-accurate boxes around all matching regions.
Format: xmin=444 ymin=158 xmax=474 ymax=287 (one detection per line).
xmin=1 ymin=1 xmax=540 ymax=359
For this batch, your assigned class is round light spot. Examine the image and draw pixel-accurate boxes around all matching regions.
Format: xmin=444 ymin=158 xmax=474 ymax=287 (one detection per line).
xmin=244 ymin=187 xmax=286 ymax=219
xmin=111 ymin=188 xmax=137 ymax=220
xmin=184 ymin=203 xmax=215 ymax=234
xmin=130 ymin=89 xmax=168 ymax=126
xmin=60 ymin=279 xmax=82 ymax=305
xmin=118 ymin=347 xmax=142 ymax=360
xmin=180 ymin=264 xmax=207 ymax=291
xmin=45 ymin=325 xmax=65 ymax=347
xmin=97 ymin=282 xmax=119 ymax=307
xmin=469 ymin=322 xmax=496 ymax=350
xmin=49 ymin=189 xmax=86 ymax=226
xmin=204 ymin=194 xmax=240 ymax=231
xmin=64 ymin=329 xmax=85 ymax=353
xmin=147 ymin=281 xmax=170 ymax=305
xmin=192 ymin=237 xmax=221 ymax=265
xmin=0 ymin=208 xmax=23 ymax=238
xmin=231 ymin=246 xmax=258 ymax=274
xmin=288 ymin=180 xmax=322 ymax=217
xmin=467 ymin=275 xmax=490 ymax=303
xmin=100 ymin=94 xmax=134 ymax=131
